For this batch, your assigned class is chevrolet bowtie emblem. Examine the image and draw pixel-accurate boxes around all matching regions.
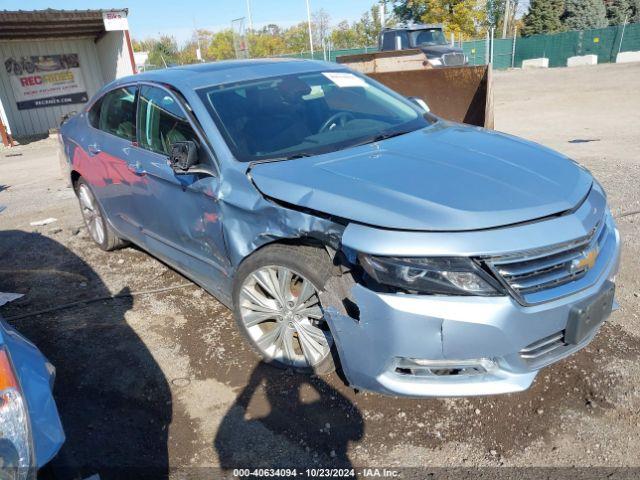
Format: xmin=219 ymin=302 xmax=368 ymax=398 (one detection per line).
xmin=572 ymin=247 xmax=598 ymax=271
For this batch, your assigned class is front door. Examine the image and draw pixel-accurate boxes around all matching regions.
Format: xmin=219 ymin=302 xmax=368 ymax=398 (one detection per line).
xmin=131 ymin=84 xmax=230 ymax=296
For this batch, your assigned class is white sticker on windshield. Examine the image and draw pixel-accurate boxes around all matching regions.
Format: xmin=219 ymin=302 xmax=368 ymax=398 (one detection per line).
xmin=322 ymin=72 xmax=368 ymax=88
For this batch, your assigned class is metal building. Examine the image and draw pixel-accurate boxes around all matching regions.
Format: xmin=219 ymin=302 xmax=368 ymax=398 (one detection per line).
xmin=0 ymin=9 xmax=136 ymax=142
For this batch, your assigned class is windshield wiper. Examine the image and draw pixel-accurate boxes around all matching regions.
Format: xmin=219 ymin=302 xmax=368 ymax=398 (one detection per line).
xmin=257 ymin=130 xmax=416 ymax=162
xmin=262 ymin=152 xmax=315 ymax=162
xmin=353 ymin=129 xmax=415 ymax=148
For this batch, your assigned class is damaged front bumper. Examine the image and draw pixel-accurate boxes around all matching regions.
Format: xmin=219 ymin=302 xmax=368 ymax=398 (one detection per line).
xmin=325 ymin=274 xmax=617 ymax=397
xmin=324 ymin=196 xmax=620 ymax=397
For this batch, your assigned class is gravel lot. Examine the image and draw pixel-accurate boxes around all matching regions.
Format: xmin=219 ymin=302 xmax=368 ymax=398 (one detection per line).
xmin=0 ymin=62 xmax=639 ymax=479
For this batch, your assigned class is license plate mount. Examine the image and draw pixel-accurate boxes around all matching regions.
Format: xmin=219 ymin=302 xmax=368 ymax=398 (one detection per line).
xmin=565 ymin=282 xmax=615 ymax=345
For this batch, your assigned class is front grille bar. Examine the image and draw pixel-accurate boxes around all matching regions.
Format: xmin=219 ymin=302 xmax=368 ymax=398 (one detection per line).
xmin=485 ymin=218 xmax=608 ymax=305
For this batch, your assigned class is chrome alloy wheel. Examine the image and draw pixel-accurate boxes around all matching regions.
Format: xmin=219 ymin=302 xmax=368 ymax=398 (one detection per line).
xmin=78 ymin=184 xmax=105 ymax=245
xmin=239 ymin=266 xmax=333 ymax=368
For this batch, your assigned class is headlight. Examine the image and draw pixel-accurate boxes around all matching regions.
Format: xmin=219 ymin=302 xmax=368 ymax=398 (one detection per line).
xmin=358 ymin=254 xmax=502 ymax=296
xmin=428 ymin=57 xmax=443 ymax=66
xmin=0 ymin=347 xmax=33 ymax=480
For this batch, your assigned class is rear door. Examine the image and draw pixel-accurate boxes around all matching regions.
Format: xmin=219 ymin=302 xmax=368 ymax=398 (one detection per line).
xmin=81 ymin=85 xmax=144 ymax=241
xmin=131 ymin=84 xmax=230 ymax=295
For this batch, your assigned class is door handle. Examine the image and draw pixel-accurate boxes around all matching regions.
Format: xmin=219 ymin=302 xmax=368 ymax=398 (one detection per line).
xmin=126 ymin=162 xmax=145 ymax=176
xmin=87 ymin=144 xmax=101 ymax=156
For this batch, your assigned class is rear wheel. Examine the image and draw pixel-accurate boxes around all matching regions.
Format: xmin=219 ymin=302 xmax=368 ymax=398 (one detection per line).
xmin=75 ymin=177 xmax=127 ymax=251
xmin=233 ymin=244 xmax=337 ymax=375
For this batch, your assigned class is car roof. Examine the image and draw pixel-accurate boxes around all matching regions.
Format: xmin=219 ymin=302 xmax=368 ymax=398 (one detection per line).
xmin=383 ymin=24 xmax=443 ymax=32
xmin=109 ymin=58 xmax=344 ymax=92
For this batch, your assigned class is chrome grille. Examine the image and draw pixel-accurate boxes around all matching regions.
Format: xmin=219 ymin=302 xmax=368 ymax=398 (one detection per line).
xmin=486 ymin=218 xmax=609 ymax=305
xmin=442 ymin=52 xmax=466 ymax=66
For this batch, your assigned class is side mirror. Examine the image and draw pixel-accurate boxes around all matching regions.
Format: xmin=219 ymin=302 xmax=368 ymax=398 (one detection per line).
xmin=169 ymin=141 xmax=198 ymax=172
xmin=408 ymin=96 xmax=430 ymax=113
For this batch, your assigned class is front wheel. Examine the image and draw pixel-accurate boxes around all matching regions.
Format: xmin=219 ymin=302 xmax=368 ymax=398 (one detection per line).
xmin=233 ymin=244 xmax=337 ymax=375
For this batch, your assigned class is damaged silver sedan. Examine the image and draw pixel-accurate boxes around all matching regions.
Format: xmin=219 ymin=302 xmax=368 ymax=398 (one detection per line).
xmin=60 ymin=59 xmax=620 ymax=397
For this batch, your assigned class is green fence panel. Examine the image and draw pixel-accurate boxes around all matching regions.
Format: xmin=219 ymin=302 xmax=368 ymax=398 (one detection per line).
xmin=493 ymin=38 xmax=515 ymax=69
xmin=581 ymin=26 xmax=621 ymax=63
xmin=463 ymin=39 xmax=488 ymax=66
xmin=512 ymin=22 xmax=640 ymax=68
xmin=620 ymin=22 xmax=640 ymax=53
xmin=514 ymin=30 xmax=577 ymax=67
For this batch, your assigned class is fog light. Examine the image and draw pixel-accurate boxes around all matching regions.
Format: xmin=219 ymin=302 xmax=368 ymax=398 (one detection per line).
xmin=395 ymin=358 xmax=496 ymax=377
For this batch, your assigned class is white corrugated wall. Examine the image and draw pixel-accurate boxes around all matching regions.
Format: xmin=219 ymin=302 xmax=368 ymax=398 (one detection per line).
xmin=0 ymin=37 xmax=106 ymax=137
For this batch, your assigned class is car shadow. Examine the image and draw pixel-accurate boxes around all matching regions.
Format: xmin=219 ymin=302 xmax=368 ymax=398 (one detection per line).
xmin=0 ymin=230 xmax=171 ymax=480
xmin=215 ymin=363 xmax=364 ymax=471
xmin=8 ymin=133 xmax=48 ymax=147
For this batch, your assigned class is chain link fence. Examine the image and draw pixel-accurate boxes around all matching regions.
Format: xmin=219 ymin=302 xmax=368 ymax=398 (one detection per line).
xmin=281 ymin=22 xmax=640 ymax=70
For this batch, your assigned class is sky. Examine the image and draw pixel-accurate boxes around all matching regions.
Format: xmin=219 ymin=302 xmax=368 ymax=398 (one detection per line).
xmin=8 ymin=0 xmax=380 ymax=44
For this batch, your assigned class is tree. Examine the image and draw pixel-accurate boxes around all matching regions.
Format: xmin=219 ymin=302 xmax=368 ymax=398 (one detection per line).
xmin=179 ymin=40 xmax=199 ymax=64
xmin=521 ymin=0 xmax=565 ymax=36
xmin=392 ymin=0 xmax=487 ymax=38
xmin=393 ymin=0 xmax=429 ymax=22
xmin=485 ymin=0 xmax=505 ymax=28
xmin=283 ymin=22 xmax=310 ymax=53
xmin=605 ymin=0 xmax=631 ymax=25
xmin=312 ymin=9 xmax=332 ymax=48
xmin=141 ymin=35 xmax=179 ymax=67
xmin=355 ymin=4 xmax=387 ymax=45
xmin=331 ymin=20 xmax=361 ymax=49
xmin=562 ymin=0 xmax=608 ymax=30
xmin=632 ymin=0 xmax=640 ymax=22
xmin=207 ymin=30 xmax=235 ymax=60
xmin=249 ymin=31 xmax=287 ymax=57
xmin=262 ymin=24 xmax=283 ymax=36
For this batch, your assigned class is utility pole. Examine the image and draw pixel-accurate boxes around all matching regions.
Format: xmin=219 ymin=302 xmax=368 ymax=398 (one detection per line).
xmin=617 ymin=14 xmax=629 ymax=59
xmin=511 ymin=25 xmax=517 ymax=68
xmin=306 ymin=0 xmax=315 ymax=58
xmin=193 ymin=18 xmax=203 ymax=62
xmin=502 ymin=0 xmax=510 ymax=39
xmin=246 ymin=0 xmax=254 ymax=31
xmin=490 ymin=27 xmax=495 ymax=64
xmin=380 ymin=0 xmax=385 ymax=28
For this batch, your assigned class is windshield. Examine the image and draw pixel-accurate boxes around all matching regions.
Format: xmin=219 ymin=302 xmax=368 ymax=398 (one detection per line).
xmin=197 ymin=70 xmax=433 ymax=162
xmin=411 ymin=29 xmax=448 ymax=46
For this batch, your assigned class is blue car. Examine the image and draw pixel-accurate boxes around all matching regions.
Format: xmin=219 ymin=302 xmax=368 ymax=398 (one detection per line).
xmin=0 ymin=314 xmax=64 ymax=478
xmin=60 ymin=59 xmax=620 ymax=397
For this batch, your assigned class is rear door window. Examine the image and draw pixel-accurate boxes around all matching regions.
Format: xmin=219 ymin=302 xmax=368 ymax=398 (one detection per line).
xmin=94 ymin=86 xmax=137 ymax=141
xmin=137 ymin=85 xmax=200 ymax=155
xmin=382 ymin=32 xmax=395 ymax=50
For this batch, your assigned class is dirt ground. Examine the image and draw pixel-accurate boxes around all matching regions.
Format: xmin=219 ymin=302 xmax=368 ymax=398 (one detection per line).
xmin=0 ymin=62 xmax=639 ymax=479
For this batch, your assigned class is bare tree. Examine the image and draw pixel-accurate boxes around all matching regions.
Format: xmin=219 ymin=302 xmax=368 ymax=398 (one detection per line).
xmin=312 ymin=9 xmax=332 ymax=49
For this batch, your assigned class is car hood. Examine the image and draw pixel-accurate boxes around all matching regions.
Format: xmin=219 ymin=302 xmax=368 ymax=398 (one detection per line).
xmin=249 ymin=123 xmax=593 ymax=231
xmin=418 ymin=44 xmax=464 ymax=56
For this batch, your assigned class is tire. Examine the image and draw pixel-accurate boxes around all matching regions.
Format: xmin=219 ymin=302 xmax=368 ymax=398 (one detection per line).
xmin=75 ymin=177 xmax=128 ymax=251
xmin=233 ymin=244 xmax=338 ymax=375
